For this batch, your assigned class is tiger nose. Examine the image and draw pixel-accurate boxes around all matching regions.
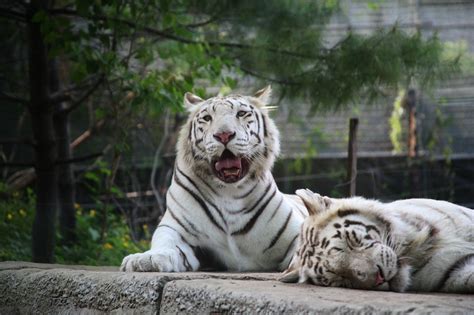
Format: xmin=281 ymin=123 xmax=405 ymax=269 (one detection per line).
xmin=214 ymin=131 xmax=236 ymax=144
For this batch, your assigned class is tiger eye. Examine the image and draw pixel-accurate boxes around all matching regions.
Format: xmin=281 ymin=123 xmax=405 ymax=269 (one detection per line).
xmin=237 ymin=110 xmax=248 ymax=117
xmin=203 ymin=115 xmax=212 ymax=122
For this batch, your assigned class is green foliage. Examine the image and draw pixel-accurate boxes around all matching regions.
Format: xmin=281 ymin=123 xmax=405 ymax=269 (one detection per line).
xmin=441 ymin=40 xmax=474 ymax=75
xmin=0 ymin=183 xmax=149 ymax=265
xmin=55 ymin=203 xmax=150 ymax=266
xmin=0 ymin=186 xmax=35 ymax=261
xmin=425 ymin=101 xmax=453 ymax=160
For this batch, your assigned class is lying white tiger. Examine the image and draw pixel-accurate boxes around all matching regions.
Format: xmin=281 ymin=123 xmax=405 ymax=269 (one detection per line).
xmin=121 ymin=86 xmax=307 ymax=272
xmin=280 ymin=189 xmax=474 ymax=293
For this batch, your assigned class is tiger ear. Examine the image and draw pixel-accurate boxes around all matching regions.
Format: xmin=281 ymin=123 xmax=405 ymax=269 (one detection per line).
xmin=184 ymin=92 xmax=204 ymax=110
xmin=254 ymin=85 xmax=272 ymax=105
xmin=296 ymin=189 xmax=331 ymax=216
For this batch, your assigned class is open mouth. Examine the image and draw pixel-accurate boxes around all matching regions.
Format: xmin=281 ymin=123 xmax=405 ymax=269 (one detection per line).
xmin=213 ymin=149 xmax=249 ymax=183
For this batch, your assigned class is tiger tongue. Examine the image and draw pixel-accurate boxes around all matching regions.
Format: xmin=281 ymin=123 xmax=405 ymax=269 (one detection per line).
xmin=215 ymin=157 xmax=242 ymax=172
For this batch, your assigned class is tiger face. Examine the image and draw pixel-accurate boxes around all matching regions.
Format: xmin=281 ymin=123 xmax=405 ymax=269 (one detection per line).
xmin=177 ymin=86 xmax=279 ymax=184
xmin=281 ymin=189 xmax=399 ymax=290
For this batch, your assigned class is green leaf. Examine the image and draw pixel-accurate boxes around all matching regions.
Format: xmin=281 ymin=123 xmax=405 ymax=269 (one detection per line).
xmin=88 ymin=227 xmax=100 ymax=241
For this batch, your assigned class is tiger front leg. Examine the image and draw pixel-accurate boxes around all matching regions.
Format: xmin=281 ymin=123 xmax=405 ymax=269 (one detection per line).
xmin=439 ymin=255 xmax=474 ymax=293
xmin=120 ymin=226 xmax=199 ymax=272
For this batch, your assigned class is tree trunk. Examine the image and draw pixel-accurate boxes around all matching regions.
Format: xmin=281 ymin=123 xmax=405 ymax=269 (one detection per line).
xmin=29 ymin=0 xmax=58 ymax=263
xmin=51 ymin=59 xmax=77 ymax=245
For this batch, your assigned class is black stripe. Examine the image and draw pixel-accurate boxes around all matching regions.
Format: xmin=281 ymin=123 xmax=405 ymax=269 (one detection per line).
xmin=264 ymin=211 xmax=293 ymax=252
xmin=168 ymin=192 xmax=201 ymax=235
xmin=279 ymin=234 xmax=299 ymax=267
xmin=156 ymin=224 xmax=193 ymax=248
xmin=256 ymin=111 xmax=261 ymax=135
xmin=195 ymin=172 xmax=219 ymax=195
xmin=244 ymin=182 xmax=273 ymax=214
xmin=338 ymin=209 xmax=360 ymax=217
xmin=176 ymin=167 xmax=227 ymax=226
xmin=250 ymin=130 xmax=261 ymax=143
xmin=267 ymin=197 xmax=284 ymax=221
xmin=332 ymin=230 xmax=342 ymax=239
xmin=351 ymin=230 xmax=361 ymax=244
xmin=176 ymin=245 xmax=192 ymax=271
xmin=233 ymin=181 xmax=258 ymax=199
xmin=321 ymin=237 xmax=329 ymax=249
xmin=435 ymin=254 xmax=474 ymax=291
xmin=193 ymin=119 xmax=198 ymax=140
xmin=167 ymin=207 xmax=199 ymax=239
xmin=232 ymin=188 xmax=277 ymax=235
xmin=343 ymin=219 xmax=381 ymax=235
xmin=174 ymin=171 xmax=226 ymax=233
xmin=262 ymin=114 xmax=268 ymax=137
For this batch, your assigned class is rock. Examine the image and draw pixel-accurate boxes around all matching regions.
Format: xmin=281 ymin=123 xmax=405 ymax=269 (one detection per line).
xmin=0 ymin=261 xmax=472 ymax=314
xmin=160 ymin=279 xmax=474 ymax=314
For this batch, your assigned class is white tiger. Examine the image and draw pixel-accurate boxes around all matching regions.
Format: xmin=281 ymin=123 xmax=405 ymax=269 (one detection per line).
xmin=121 ymin=86 xmax=307 ymax=272
xmin=280 ymin=189 xmax=474 ymax=293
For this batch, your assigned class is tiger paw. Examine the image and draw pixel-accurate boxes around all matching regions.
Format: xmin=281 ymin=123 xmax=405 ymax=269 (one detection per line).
xmin=389 ymin=263 xmax=412 ymax=292
xmin=120 ymin=250 xmax=183 ymax=272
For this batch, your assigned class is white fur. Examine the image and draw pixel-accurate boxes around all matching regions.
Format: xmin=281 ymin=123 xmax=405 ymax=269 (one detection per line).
xmin=121 ymin=87 xmax=307 ymax=272
xmin=283 ymin=190 xmax=474 ymax=293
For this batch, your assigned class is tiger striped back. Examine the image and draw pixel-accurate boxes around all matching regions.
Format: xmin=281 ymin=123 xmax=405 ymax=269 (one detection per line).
xmin=121 ymin=86 xmax=307 ymax=272
xmin=281 ymin=189 xmax=474 ymax=293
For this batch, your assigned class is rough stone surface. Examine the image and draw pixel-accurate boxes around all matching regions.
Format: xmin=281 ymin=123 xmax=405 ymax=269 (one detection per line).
xmin=1 ymin=261 xmax=473 ymax=315
xmin=0 ymin=261 xmax=275 ymax=314
xmin=161 ymin=279 xmax=474 ymax=315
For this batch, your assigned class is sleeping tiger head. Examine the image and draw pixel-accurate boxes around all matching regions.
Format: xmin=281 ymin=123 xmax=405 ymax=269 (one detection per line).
xmin=177 ymin=86 xmax=280 ymax=184
xmin=280 ymin=189 xmax=399 ymax=290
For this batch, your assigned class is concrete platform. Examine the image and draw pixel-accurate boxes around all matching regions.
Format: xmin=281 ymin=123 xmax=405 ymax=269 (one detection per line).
xmin=0 ymin=261 xmax=472 ymax=314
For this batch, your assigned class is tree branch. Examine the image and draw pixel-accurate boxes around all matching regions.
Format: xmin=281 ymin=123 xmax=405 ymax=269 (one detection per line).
xmin=0 ymin=138 xmax=35 ymax=146
xmin=49 ymin=9 xmax=315 ymax=60
xmin=239 ymin=66 xmax=299 ymax=86
xmin=55 ymin=152 xmax=103 ymax=165
xmin=0 ymin=7 xmax=27 ymax=23
xmin=55 ymin=75 xmax=104 ymax=114
xmin=49 ymin=91 xmax=72 ymax=104
xmin=0 ymin=161 xmax=35 ymax=167
xmin=0 ymin=91 xmax=29 ymax=106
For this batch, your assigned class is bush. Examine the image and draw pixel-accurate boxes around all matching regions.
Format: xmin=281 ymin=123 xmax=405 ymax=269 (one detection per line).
xmin=0 ymin=183 xmax=150 ymax=266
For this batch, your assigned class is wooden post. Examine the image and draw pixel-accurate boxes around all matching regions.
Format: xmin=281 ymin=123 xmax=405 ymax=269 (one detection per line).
xmin=347 ymin=118 xmax=359 ymax=197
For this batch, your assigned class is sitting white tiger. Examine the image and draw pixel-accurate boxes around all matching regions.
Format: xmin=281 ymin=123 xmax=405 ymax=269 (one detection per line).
xmin=121 ymin=86 xmax=307 ymax=272
xmin=280 ymin=189 xmax=474 ymax=293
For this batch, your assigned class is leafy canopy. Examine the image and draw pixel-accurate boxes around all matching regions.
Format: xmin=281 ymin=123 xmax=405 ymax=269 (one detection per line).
xmin=24 ymin=0 xmax=454 ymax=113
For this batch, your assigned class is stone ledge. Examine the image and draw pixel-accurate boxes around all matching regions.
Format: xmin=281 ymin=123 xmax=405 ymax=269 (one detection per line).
xmin=161 ymin=279 xmax=474 ymax=314
xmin=0 ymin=261 xmax=472 ymax=315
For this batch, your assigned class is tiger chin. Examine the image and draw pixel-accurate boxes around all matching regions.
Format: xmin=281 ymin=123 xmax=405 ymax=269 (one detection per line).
xmin=120 ymin=86 xmax=308 ymax=273
xmin=280 ymin=189 xmax=474 ymax=293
